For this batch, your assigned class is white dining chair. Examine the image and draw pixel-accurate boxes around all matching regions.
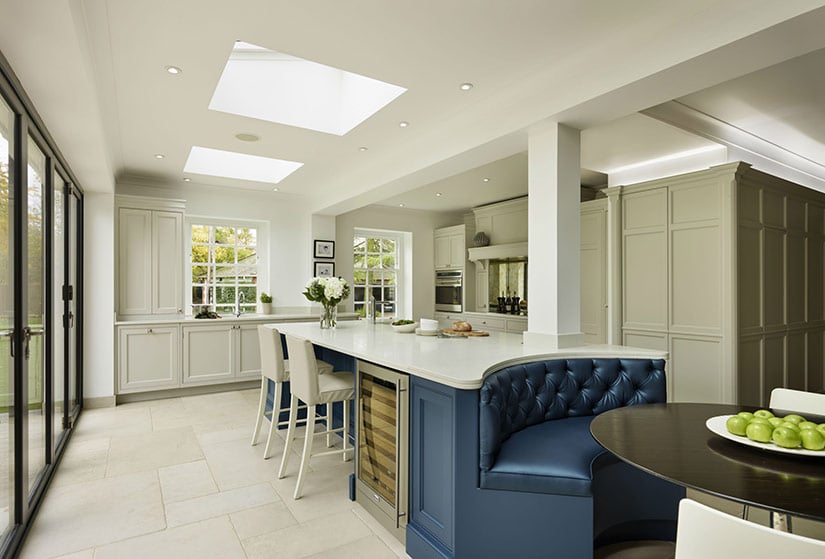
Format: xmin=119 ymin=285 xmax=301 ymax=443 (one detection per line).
xmin=251 ymin=325 xmax=332 ymax=459
xmin=769 ymin=387 xmax=825 ymax=416
xmin=674 ymin=499 xmax=825 ymax=559
xmin=277 ymin=334 xmax=355 ymax=499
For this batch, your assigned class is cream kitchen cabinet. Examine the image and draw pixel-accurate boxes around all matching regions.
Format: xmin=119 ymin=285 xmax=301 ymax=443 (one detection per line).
xmin=182 ymin=323 xmax=261 ymax=386
xmin=117 ymin=325 xmax=180 ymax=393
xmin=116 ymin=196 xmax=184 ymax=318
xmin=434 ymin=225 xmax=465 ymax=269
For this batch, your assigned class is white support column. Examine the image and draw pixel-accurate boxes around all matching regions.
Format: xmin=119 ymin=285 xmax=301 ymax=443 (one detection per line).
xmin=523 ymin=122 xmax=583 ymax=349
xmin=605 ymin=186 xmax=623 ymax=345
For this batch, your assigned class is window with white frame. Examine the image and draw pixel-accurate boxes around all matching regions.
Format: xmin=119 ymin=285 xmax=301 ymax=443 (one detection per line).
xmin=190 ymin=223 xmax=258 ymax=315
xmin=353 ymin=231 xmax=401 ymax=319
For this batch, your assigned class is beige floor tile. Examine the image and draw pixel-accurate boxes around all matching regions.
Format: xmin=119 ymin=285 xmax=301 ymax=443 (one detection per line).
xmin=273 ymin=458 xmax=354 ymax=502
xmin=20 ymin=471 xmax=165 ymax=558
xmin=229 ymin=501 xmax=298 ymax=540
xmin=242 ymin=509 xmax=372 ymax=559
xmin=158 ymin=460 xmax=218 ymax=503
xmin=351 ymin=503 xmax=410 ymax=558
xmin=305 ymin=535 xmax=400 ymax=559
xmin=94 ymin=516 xmax=245 ymax=559
xmin=197 ymin=424 xmax=252 ymax=446
xmin=165 ymin=482 xmax=279 ymax=527
xmin=71 ymin=407 xmax=153 ymax=441
xmin=49 ymin=445 xmax=109 ymax=487
xmin=201 ymin=436 xmax=282 ymax=491
xmin=53 ymin=549 xmax=95 ymax=559
xmin=106 ymin=426 xmax=203 ymax=477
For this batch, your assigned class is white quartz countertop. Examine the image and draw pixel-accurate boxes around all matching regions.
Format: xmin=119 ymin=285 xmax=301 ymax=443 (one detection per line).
xmin=268 ymin=320 xmax=668 ymax=390
xmin=115 ymin=311 xmax=358 ymax=327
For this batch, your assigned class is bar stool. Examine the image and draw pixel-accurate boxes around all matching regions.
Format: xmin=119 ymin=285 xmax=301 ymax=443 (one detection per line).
xmin=251 ymin=325 xmax=332 ymax=459
xmin=278 ymin=334 xmax=355 ymax=499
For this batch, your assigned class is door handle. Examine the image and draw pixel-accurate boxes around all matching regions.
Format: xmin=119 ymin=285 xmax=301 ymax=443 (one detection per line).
xmin=23 ymin=326 xmax=44 ymax=360
xmin=0 ymin=329 xmax=13 ymax=357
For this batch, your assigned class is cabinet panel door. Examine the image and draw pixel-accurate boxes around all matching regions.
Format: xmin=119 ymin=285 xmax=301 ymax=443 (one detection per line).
xmin=434 ymin=237 xmax=451 ymax=269
xmin=118 ymin=209 xmax=152 ymax=315
xmin=449 ymin=234 xmax=464 ymax=268
xmin=153 ymin=211 xmax=183 ymax=315
xmin=237 ymin=324 xmax=262 ymax=379
xmin=183 ymin=325 xmax=235 ymax=384
xmin=118 ymin=326 xmax=179 ymax=392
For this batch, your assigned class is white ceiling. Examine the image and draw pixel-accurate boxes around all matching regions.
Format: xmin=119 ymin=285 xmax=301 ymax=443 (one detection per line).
xmin=3 ymin=1 xmax=825 ymax=215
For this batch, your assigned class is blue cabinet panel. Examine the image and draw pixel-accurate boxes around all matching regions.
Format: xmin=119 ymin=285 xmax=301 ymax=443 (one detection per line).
xmin=410 ymin=376 xmax=455 ymax=552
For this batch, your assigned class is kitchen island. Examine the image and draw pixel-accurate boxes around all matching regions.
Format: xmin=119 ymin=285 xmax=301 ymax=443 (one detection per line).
xmin=271 ymin=320 xmax=669 ymax=559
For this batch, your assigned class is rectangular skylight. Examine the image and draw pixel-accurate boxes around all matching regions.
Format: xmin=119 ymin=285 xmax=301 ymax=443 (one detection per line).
xmin=209 ymin=41 xmax=406 ymax=136
xmin=184 ymin=146 xmax=303 ymax=184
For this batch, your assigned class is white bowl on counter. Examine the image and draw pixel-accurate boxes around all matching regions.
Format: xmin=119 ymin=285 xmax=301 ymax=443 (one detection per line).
xmin=391 ymin=321 xmax=417 ymax=333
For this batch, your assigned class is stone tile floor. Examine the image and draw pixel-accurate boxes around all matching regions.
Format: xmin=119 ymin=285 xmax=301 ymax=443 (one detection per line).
xmin=19 ymin=389 xmax=409 ymax=559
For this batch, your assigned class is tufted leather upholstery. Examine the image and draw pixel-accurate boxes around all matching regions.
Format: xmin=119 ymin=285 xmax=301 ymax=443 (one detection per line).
xmin=479 ymin=358 xmax=666 ymax=475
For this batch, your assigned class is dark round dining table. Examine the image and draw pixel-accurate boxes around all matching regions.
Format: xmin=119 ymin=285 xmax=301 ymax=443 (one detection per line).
xmin=589 ymin=402 xmax=825 ymax=521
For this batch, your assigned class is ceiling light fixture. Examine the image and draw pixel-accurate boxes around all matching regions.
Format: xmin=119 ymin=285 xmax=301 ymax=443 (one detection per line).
xmin=235 ymin=133 xmax=260 ymax=142
xmin=399 ymin=121 xmax=409 ymax=128
xmin=154 ymin=154 xmax=165 ymax=159
xmin=398 ymin=203 xmax=406 ymax=207
xmin=358 ymin=146 xmax=368 ymax=152
xmin=272 ymin=187 xmax=279 ymax=192
xmin=165 ymin=65 xmax=182 ymax=75
xmin=182 ymin=177 xmax=191 ymax=182
xmin=436 ymin=192 xmax=443 ymax=197
xmin=482 ymin=177 xmax=490 ymax=182
xmin=459 ymin=82 xmax=473 ymax=91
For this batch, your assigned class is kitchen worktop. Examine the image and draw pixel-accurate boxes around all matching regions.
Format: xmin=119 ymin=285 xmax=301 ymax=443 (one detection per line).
xmin=269 ymin=320 xmax=668 ymax=389
xmin=114 ymin=310 xmax=359 ymax=326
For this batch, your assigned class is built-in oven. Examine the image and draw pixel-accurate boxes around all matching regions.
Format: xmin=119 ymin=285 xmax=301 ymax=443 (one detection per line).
xmin=435 ymin=269 xmax=463 ymax=312
xmin=356 ymin=360 xmax=409 ymax=542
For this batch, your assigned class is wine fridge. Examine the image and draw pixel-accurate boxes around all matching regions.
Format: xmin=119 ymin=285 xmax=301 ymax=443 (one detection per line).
xmin=356 ymin=360 xmax=409 ymax=542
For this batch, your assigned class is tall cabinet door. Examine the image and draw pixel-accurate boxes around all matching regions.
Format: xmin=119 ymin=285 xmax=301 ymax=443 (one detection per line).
xmin=152 ymin=210 xmax=182 ymax=315
xmin=118 ymin=208 xmax=152 ymax=315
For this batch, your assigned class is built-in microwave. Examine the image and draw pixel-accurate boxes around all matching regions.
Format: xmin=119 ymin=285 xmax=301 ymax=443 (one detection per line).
xmin=435 ymin=270 xmax=463 ymax=312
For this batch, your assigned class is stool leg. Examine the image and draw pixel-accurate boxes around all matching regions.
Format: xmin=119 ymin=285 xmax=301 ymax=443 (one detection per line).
xmin=326 ymin=403 xmax=334 ymax=448
xmin=278 ymin=394 xmax=299 ymax=479
xmin=294 ymin=404 xmax=316 ymax=499
xmin=263 ymin=380 xmax=281 ymax=460
xmin=251 ymin=377 xmax=267 ymax=446
xmin=342 ymin=399 xmax=350 ymax=462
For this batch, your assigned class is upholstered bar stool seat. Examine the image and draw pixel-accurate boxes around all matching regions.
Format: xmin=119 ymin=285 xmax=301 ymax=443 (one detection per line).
xmin=278 ymin=334 xmax=355 ymax=499
xmin=251 ymin=325 xmax=333 ymax=459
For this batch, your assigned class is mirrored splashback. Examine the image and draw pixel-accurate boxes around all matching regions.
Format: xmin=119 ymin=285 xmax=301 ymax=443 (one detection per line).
xmin=488 ymin=258 xmax=527 ymax=314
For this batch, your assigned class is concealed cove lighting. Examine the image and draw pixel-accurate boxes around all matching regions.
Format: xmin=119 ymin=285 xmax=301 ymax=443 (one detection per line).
xmin=399 ymin=121 xmax=409 ymax=128
xmin=459 ymin=82 xmax=473 ymax=91
xmin=607 ymin=144 xmax=725 ymax=174
xmin=184 ymin=146 xmax=303 ymax=184
xmin=165 ymin=66 xmax=182 ymax=75
xmin=210 ymin=41 xmax=406 ymax=136
xmin=154 ymin=154 xmax=165 ymax=159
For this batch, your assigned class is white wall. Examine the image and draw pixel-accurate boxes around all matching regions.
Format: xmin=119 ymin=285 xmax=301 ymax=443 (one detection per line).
xmin=335 ymin=205 xmax=464 ymax=319
xmin=84 ymin=192 xmax=115 ymax=399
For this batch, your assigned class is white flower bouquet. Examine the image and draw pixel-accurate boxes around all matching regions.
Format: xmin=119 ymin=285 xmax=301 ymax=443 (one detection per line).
xmin=303 ymin=277 xmax=350 ymax=328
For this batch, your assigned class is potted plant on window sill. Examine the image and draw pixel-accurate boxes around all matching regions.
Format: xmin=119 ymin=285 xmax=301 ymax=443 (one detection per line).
xmin=260 ymin=292 xmax=273 ymax=315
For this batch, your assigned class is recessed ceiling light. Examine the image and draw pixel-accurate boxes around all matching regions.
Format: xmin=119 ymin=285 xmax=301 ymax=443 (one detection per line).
xmin=235 ymin=133 xmax=259 ymax=142
xmin=435 ymin=192 xmax=442 ymax=197
xmin=399 ymin=121 xmax=409 ymax=128
xmin=272 ymin=187 xmax=279 ymax=192
xmin=184 ymin=146 xmax=303 ymax=184
xmin=398 ymin=203 xmax=405 ymax=207
xmin=358 ymin=146 xmax=368 ymax=152
xmin=154 ymin=154 xmax=165 ymax=159
xmin=459 ymin=82 xmax=473 ymax=91
xmin=182 ymin=177 xmax=191 ymax=182
xmin=165 ymin=66 xmax=182 ymax=75
xmin=482 ymin=177 xmax=490 ymax=182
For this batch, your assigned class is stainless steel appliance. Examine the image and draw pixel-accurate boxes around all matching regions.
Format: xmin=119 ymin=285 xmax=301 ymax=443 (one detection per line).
xmin=435 ymin=269 xmax=463 ymax=312
xmin=356 ymin=360 xmax=409 ymax=542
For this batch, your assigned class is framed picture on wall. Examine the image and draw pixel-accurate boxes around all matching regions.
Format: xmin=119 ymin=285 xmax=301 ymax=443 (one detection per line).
xmin=314 ymin=261 xmax=335 ymax=278
xmin=314 ymin=240 xmax=335 ymax=259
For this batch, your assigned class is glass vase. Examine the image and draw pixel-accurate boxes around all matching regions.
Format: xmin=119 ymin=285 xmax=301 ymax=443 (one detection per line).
xmin=320 ymin=304 xmax=338 ymax=329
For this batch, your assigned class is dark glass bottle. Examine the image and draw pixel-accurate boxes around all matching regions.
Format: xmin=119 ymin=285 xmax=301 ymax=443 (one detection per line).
xmin=504 ymin=292 xmax=512 ymax=314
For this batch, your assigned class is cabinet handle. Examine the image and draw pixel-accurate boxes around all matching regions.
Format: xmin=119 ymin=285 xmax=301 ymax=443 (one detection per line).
xmin=177 ymin=308 xmax=182 ymax=313
xmin=482 ymin=321 xmax=487 ymax=325
xmin=147 ymin=328 xmax=153 ymax=334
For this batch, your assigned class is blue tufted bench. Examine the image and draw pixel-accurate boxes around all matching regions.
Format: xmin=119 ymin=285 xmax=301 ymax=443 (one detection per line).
xmin=477 ymin=357 xmax=683 ymax=555
xmin=480 ymin=358 xmax=666 ymax=496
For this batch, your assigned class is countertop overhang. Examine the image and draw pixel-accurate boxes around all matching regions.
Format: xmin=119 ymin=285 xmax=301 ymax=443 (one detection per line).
xmin=269 ymin=320 xmax=668 ymax=390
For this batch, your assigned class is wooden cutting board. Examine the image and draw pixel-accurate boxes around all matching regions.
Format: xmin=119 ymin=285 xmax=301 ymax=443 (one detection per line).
xmin=441 ymin=329 xmax=490 ymax=337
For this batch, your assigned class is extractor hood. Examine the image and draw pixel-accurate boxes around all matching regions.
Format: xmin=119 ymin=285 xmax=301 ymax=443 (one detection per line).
xmin=467 ymin=241 xmax=528 ymax=263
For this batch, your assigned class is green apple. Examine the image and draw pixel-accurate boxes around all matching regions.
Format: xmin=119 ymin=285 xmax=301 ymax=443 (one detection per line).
xmin=817 ymin=424 xmax=825 ymax=435
xmin=800 ymin=429 xmax=825 ymax=451
xmin=726 ymin=415 xmax=749 ymax=436
xmin=780 ymin=421 xmax=801 ymax=432
xmin=799 ymin=421 xmax=818 ymax=430
xmin=768 ymin=417 xmax=784 ymax=428
xmin=746 ymin=422 xmax=773 ymax=443
xmin=753 ymin=409 xmax=775 ymax=419
xmin=772 ymin=427 xmax=802 ymax=448
xmin=749 ymin=416 xmax=772 ymax=427
xmin=782 ymin=414 xmax=807 ymax=424
xmin=737 ymin=411 xmax=755 ymax=422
